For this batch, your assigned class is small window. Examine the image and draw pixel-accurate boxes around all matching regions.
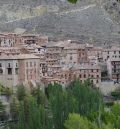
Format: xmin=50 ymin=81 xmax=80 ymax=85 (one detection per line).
xmin=34 ymin=62 xmax=36 ymax=67
xmin=0 ymin=63 xmax=2 ymax=67
xmin=15 ymin=68 xmax=18 ymax=75
xmin=0 ymin=68 xmax=3 ymax=75
xmin=8 ymin=63 xmax=11 ymax=67
xmin=91 ymin=69 xmax=93 ymax=72
xmin=26 ymin=69 xmax=28 ymax=74
xmin=70 ymin=56 xmax=73 ymax=60
xmin=8 ymin=68 xmax=12 ymax=75
xmin=91 ymin=80 xmax=93 ymax=83
xmin=34 ymin=69 xmax=36 ymax=74
xmin=114 ymin=51 xmax=116 ymax=54
xmin=26 ymin=62 xmax=28 ymax=67
xmin=97 ymin=75 xmax=99 ymax=78
xmin=16 ymin=63 xmax=18 ymax=67
xmin=30 ymin=62 xmax=32 ymax=67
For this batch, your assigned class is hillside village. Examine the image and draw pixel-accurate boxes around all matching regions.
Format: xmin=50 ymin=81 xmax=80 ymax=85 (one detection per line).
xmin=0 ymin=33 xmax=119 ymax=93
xmin=0 ymin=0 xmax=120 ymax=128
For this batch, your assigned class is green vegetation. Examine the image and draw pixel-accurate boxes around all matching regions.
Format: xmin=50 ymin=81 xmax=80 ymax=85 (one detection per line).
xmin=0 ymin=85 xmax=12 ymax=97
xmin=111 ymin=87 xmax=120 ymax=100
xmin=0 ymin=80 xmax=120 ymax=129
xmin=16 ymin=84 xmax=26 ymax=101
xmin=67 ymin=0 xmax=77 ymax=3
xmin=117 ymin=0 xmax=120 ymax=2
xmin=64 ymin=113 xmax=99 ymax=129
xmin=0 ymin=100 xmax=6 ymax=121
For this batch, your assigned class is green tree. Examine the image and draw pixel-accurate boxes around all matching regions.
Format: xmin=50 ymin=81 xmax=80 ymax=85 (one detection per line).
xmin=101 ymin=123 xmax=115 ymax=129
xmin=102 ymin=104 xmax=120 ymax=129
xmin=16 ymin=84 xmax=26 ymax=101
xmin=5 ymin=87 xmax=12 ymax=101
xmin=0 ymin=100 xmax=6 ymax=121
xmin=69 ymin=80 xmax=103 ymax=117
xmin=102 ymin=111 xmax=116 ymax=125
xmin=64 ymin=113 xmax=99 ymax=129
xmin=111 ymin=87 xmax=120 ymax=100
xmin=111 ymin=103 xmax=120 ymax=118
xmin=18 ymin=95 xmax=49 ymax=129
xmin=10 ymin=97 xmax=19 ymax=120
xmin=67 ymin=0 xmax=77 ymax=3
xmin=111 ymin=104 xmax=120 ymax=129
xmin=48 ymin=83 xmax=78 ymax=129
xmin=31 ymin=85 xmax=46 ymax=106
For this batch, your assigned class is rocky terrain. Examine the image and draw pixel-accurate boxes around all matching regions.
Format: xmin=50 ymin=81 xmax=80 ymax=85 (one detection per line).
xmin=0 ymin=0 xmax=120 ymax=44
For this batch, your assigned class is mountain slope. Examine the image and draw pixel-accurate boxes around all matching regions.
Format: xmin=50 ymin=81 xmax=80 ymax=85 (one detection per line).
xmin=0 ymin=0 xmax=120 ymax=44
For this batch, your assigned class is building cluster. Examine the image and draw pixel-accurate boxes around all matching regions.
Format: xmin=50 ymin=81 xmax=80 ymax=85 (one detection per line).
xmin=0 ymin=33 xmax=119 ymax=89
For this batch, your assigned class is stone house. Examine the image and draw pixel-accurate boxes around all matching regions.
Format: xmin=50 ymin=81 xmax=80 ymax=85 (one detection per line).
xmin=0 ymin=54 xmax=40 ymax=89
xmin=0 ymin=33 xmax=17 ymax=47
xmin=103 ymin=46 xmax=120 ymax=62
xmin=107 ymin=58 xmax=120 ymax=83
xmin=70 ymin=65 xmax=101 ymax=87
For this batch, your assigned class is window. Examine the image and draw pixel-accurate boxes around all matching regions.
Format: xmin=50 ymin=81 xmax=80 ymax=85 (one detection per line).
xmin=30 ymin=62 xmax=32 ymax=67
xmin=91 ymin=80 xmax=93 ymax=83
xmin=114 ymin=65 xmax=116 ymax=69
xmin=107 ymin=51 xmax=109 ymax=54
xmin=7 ymin=78 xmax=12 ymax=80
xmin=15 ymin=68 xmax=18 ymax=75
xmin=34 ymin=62 xmax=36 ymax=67
xmin=26 ymin=62 xmax=28 ymax=67
xmin=79 ymin=74 xmax=81 ymax=78
xmin=70 ymin=56 xmax=73 ymax=60
xmin=0 ymin=68 xmax=3 ymax=75
xmin=8 ymin=68 xmax=12 ymax=75
xmin=91 ymin=69 xmax=93 ymax=72
xmin=26 ymin=69 xmax=28 ymax=75
xmin=8 ymin=63 xmax=11 ymax=67
xmin=114 ymin=51 xmax=116 ymax=54
xmin=16 ymin=63 xmax=18 ymax=67
xmin=96 ymin=80 xmax=99 ymax=83
xmin=97 ymin=75 xmax=99 ymax=78
xmin=107 ymin=56 xmax=109 ymax=59
xmin=84 ymin=74 xmax=86 ymax=78
xmin=97 ymin=69 xmax=99 ymax=72
xmin=0 ymin=63 xmax=2 ymax=67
